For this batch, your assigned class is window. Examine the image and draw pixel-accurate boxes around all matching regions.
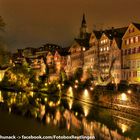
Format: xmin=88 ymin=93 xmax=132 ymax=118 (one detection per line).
xmin=128 ymin=48 xmax=131 ymax=54
xmin=137 ymin=71 xmax=140 ymax=77
xmin=130 ymin=38 xmax=134 ymax=44
xmin=137 ymin=60 xmax=140 ymax=68
xmin=129 ymin=28 xmax=135 ymax=33
xmin=138 ymin=47 xmax=140 ymax=53
xmin=133 ymin=71 xmax=137 ymax=77
xmin=126 ymin=39 xmax=129 ymax=45
xmin=100 ymin=48 xmax=103 ymax=52
xmin=107 ymin=46 xmax=109 ymax=51
xmin=132 ymin=48 xmax=136 ymax=54
xmin=129 ymin=72 xmax=131 ymax=77
xmin=132 ymin=60 xmax=136 ymax=68
xmin=125 ymin=40 xmax=127 ymax=45
xmin=135 ymin=36 xmax=138 ymax=43
xmin=125 ymin=49 xmax=127 ymax=55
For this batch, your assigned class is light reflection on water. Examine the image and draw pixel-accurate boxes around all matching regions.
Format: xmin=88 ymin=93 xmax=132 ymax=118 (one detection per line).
xmin=0 ymin=90 xmax=140 ymax=139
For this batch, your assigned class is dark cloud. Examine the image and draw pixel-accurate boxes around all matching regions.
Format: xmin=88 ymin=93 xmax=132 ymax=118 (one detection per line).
xmin=0 ymin=0 xmax=140 ymax=52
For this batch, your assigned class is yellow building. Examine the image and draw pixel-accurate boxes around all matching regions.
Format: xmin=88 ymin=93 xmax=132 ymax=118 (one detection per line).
xmin=122 ymin=23 xmax=140 ymax=83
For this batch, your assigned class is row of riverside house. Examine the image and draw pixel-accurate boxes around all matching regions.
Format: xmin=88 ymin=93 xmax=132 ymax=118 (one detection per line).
xmin=12 ymin=14 xmax=140 ymax=84
xmin=65 ymin=14 xmax=140 ymax=85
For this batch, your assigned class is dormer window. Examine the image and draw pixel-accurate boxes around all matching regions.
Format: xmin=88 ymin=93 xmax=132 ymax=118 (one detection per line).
xmin=129 ymin=28 xmax=135 ymax=33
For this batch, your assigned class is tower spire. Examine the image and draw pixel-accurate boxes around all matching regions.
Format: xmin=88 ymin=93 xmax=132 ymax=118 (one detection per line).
xmin=82 ymin=13 xmax=86 ymax=26
xmin=80 ymin=13 xmax=87 ymax=39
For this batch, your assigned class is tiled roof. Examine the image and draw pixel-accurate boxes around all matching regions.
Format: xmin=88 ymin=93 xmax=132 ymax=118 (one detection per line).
xmin=75 ymin=33 xmax=91 ymax=48
xmin=93 ymin=27 xmax=127 ymax=40
xmin=93 ymin=30 xmax=102 ymax=39
xmin=114 ymin=37 xmax=122 ymax=49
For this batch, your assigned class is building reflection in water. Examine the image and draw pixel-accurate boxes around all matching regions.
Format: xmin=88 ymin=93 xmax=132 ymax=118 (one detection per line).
xmin=82 ymin=103 xmax=89 ymax=117
xmin=0 ymin=90 xmax=140 ymax=139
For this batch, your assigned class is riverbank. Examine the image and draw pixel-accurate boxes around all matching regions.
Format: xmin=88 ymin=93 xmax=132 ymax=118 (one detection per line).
xmin=62 ymin=88 xmax=140 ymax=117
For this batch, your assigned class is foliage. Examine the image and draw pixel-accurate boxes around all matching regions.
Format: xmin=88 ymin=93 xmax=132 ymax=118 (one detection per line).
xmin=1 ymin=64 xmax=32 ymax=90
xmin=59 ymin=70 xmax=67 ymax=83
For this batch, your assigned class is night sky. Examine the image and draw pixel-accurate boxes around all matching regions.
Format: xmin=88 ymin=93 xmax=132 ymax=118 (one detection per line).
xmin=0 ymin=0 xmax=140 ymax=52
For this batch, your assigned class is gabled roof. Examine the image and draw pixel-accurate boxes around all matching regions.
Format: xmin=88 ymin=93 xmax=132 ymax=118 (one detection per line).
xmin=93 ymin=27 xmax=127 ymax=40
xmin=103 ymin=27 xmax=127 ymax=39
xmin=113 ymin=37 xmax=122 ymax=49
xmin=57 ymin=47 xmax=70 ymax=56
xmin=93 ymin=30 xmax=102 ymax=39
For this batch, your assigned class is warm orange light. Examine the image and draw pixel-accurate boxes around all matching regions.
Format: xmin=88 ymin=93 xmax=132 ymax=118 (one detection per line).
xmin=90 ymin=87 xmax=94 ymax=91
xmin=74 ymin=85 xmax=78 ymax=89
xmin=120 ymin=93 xmax=127 ymax=101
xmin=127 ymin=89 xmax=132 ymax=94
xmin=84 ymin=89 xmax=89 ymax=97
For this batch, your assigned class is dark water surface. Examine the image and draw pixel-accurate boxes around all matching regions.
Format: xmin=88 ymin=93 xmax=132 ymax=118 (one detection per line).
xmin=0 ymin=90 xmax=140 ymax=140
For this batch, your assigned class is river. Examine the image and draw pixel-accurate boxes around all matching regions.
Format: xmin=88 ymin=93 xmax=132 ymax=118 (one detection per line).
xmin=0 ymin=90 xmax=140 ymax=140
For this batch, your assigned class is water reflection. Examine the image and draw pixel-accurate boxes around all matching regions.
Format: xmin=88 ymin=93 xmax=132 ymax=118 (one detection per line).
xmin=0 ymin=90 xmax=140 ymax=139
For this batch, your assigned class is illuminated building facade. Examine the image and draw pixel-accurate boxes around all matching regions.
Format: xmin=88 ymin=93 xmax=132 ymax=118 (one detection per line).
xmin=98 ymin=28 xmax=127 ymax=83
xmin=122 ymin=23 xmax=140 ymax=83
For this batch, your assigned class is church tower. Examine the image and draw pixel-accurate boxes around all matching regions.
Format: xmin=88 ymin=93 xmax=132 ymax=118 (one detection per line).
xmin=80 ymin=13 xmax=88 ymax=39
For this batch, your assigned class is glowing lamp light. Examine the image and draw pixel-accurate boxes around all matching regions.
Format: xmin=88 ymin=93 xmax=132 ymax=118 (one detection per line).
xmin=75 ymin=112 xmax=78 ymax=116
xmin=44 ymin=97 xmax=47 ymax=102
xmin=90 ymin=87 xmax=94 ymax=91
xmin=74 ymin=85 xmax=78 ymax=89
xmin=83 ymin=47 xmax=86 ymax=51
xmin=120 ymin=93 xmax=127 ymax=101
xmin=49 ymin=101 xmax=53 ymax=107
xmin=46 ymin=115 xmax=51 ymax=124
xmin=118 ymin=123 xmax=128 ymax=133
xmin=0 ymin=91 xmax=3 ymax=103
xmin=29 ymin=91 xmax=34 ymax=97
xmin=127 ymin=89 xmax=132 ymax=94
xmin=84 ymin=89 xmax=89 ymax=97
xmin=56 ymin=100 xmax=60 ymax=105
xmin=75 ymin=80 xmax=78 ymax=83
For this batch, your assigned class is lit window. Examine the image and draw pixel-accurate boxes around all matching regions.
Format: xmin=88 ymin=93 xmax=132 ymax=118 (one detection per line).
xmin=137 ymin=71 xmax=140 ymax=77
xmin=130 ymin=38 xmax=134 ymax=44
xmin=126 ymin=39 xmax=129 ymax=45
xmin=137 ymin=60 xmax=140 ymax=68
xmin=104 ymin=47 xmax=106 ymax=51
xmin=135 ymin=36 xmax=138 ymax=43
xmin=107 ymin=46 xmax=109 ymax=51
xmin=100 ymin=48 xmax=103 ymax=52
